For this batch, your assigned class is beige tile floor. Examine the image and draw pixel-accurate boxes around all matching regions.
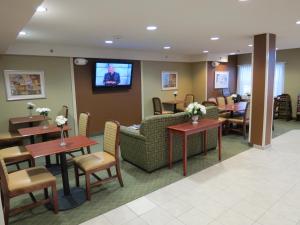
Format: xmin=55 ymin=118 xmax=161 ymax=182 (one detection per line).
xmin=80 ymin=130 xmax=300 ymax=225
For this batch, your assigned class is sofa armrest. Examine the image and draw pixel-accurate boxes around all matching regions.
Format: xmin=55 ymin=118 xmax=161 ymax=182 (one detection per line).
xmin=120 ymin=126 xmax=146 ymax=141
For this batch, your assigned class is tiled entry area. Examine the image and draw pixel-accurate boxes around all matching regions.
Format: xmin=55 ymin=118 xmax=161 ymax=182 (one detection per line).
xmin=80 ymin=130 xmax=300 ymax=225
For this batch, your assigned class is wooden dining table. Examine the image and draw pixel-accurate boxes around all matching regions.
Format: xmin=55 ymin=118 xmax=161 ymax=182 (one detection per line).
xmin=162 ymin=99 xmax=184 ymax=112
xmin=218 ymin=102 xmax=247 ymax=113
xmin=25 ymin=135 xmax=97 ymax=210
xmin=18 ymin=124 xmax=71 ymax=172
xmin=10 ymin=115 xmax=51 ymax=143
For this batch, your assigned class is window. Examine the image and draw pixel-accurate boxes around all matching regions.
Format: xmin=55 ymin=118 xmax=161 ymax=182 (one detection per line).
xmin=237 ymin=63 xmax=285 ymax=97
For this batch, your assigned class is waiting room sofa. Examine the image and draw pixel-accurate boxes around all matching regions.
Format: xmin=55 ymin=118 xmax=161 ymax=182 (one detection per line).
xmin=120 ymin=106 xmax=218 ymax=172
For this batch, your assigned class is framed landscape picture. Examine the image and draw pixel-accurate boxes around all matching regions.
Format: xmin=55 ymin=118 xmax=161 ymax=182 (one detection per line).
xmin=214 ymin=71 xmax=229 ymax=89
xmin=161 ymin=71 xmax=178 ymax=90
xmin=4 ymin=70 xmax=46 ymax=101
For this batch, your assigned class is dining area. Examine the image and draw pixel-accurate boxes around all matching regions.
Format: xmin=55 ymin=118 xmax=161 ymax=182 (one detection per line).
xmin=0 ymin=103 xmax=123 ymax=225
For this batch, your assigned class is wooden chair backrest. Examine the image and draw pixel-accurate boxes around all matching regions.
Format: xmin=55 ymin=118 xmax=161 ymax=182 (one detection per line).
xmin=208 ymin=97 xmax=217 ymax=104
xmin=0 ymin=159 xmax=9 ymax=195
xmin=78 ymin=112 xmax=90 ymax=137
xmin=217 ymin=96 xmax=226 ymax=106
xmin=152 ymin=97 xmax=163 ymax=115
xmin=103 ymin=121 xmax=120 ymax=159
xmin=184 ymin=94 xmax=194 ymax=107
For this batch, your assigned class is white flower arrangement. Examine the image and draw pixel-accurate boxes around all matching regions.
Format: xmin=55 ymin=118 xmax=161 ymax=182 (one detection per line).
xmin=55 ymin=115 xmax=68 ymax=127
xmin=186 ymin=102 xmax=206 ymax=116
xmin=27 ymin=102 xmax=36 ymax=110
xmin=36 ymin=107 xmax=51 ymax=116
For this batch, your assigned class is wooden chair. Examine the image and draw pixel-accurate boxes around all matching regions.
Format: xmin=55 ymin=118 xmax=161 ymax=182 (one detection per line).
xmin=0 ymin=146 xmax=34 ymax=170
xmin=0 ymin=132 xmax=23 ymax=149
xmin=226 ymin=102 xmax=250 ymax=139
xmin=177 ymin=94 xmax=195 ymax=111
xmin=217 ymin=96 xmax=226 ymax=107
xmin=152 ymin=97 xmax=174 ymax=115
xmin=202 ymin=101 xmax=228 ymax=127
xmin=207 ymin=97 xmax=217 ymax=104
xmin=67 ymin=112 xmax=91 ymax=158
xmin=73 ymin=121 xmax=123 ymax=200
xmin=226 ymin=96 xmax=234 ymax=105
xmin=0 ymin=159 xmax=58 ymax=225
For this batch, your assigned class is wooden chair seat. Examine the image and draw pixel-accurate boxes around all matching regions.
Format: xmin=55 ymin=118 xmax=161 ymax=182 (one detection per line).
xmin=73 ymin=152 xmax=115 ymax=172
xmin=218 ymin=117 xmax=227 ymax=123
xmin=0 ymin=132 xmax=23 ymax=148
xmin=8 ymin=167 xmax=55 ymax=195
xmin=227 ymin=117 xmax=244 ymax=124
xmin=0 ymin=146 xmax=32 ymax=164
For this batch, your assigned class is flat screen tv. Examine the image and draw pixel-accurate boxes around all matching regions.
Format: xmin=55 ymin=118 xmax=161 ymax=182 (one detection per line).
xmin=92 ymin=61 xmax=133 ymax=90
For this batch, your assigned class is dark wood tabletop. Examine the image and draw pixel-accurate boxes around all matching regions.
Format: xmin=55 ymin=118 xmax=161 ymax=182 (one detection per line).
xmin=218 ymin=102 xmax=247 ymax=112
xmin=26 ymin=135 xmax=97 ymax=158
xmin=18 ymin=124 xmax=71 ymax=137
xmin=162 ymin=99 xmax=184 ymax=105
xmin=9 ymin=115 xmax=51 ymax=125
xmin=168 ymin=118 xmax=221 ymax=133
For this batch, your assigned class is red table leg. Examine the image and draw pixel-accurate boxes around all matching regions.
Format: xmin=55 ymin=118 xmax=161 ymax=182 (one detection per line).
xmin=218 ymin=125 xmax=222 ymax=161
xmin=168 ymin=130 xmax=173 ymax=169
xmin=203 ymin=130 xmax=207 ymax=155
xmin=182 ymin=133 xmax=187 ymax=176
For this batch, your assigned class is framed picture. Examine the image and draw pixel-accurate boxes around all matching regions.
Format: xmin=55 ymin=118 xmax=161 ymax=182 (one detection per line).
xmin=214 ymin=71 xmax=229 ymax=89
xmin=161 ymin=71 xmax=178 ymax=90
xmin=4 ymin=70 xmax=46 ymax=101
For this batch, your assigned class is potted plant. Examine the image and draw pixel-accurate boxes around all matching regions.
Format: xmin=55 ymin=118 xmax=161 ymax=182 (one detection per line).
xmin=186 ymin=102 xmax=206 ymax=124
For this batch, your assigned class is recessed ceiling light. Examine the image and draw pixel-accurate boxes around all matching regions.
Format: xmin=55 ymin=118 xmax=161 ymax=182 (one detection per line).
xmin=239 ymin=0 xmax=249 ymax=2
xmin=36 ymin=6 xmax=47 ymax=12
xmin=105 ymin=40 xmax=113 ymax=44
xmin=203 ymin=50 xmax=209 ymax=53
xmin=296 ymin=21 xmax=300 ymax=25
xmin=248 ymin=44 xmax=253 ymax=47
xmin=18 ymin=31 xmax=27 ymax=36
xmin=210 ymin=37 xmax=220 ymax=41
xmin=163 ymin=46 xmax=171 ymax=50
xmin=229 ymin=52 xmax=236 ymax=55
xmin=146 ymin=26 xmax=157 ymax=31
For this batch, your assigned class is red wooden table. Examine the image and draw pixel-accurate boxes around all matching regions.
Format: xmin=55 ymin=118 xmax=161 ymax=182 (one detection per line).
xmin=168 ymin=119 xmax=222 ymax=176
xmin=26 ymin=135 xmax=97 ymax=210
xmin=10 ymin=115 xmax=51 ymax=125
xmin=218 ymin=102 xmax=247 ymax=113
xmin=18 ymin=124 xmax=71 ymax=169
xmin=162 ymin=99 xmax=184 ymax=112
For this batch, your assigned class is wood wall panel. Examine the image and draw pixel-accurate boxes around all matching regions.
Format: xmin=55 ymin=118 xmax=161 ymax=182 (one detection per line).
xmin=207 ymin=55 xmax=237 ymax=98
xmin=74 ymin=59 xmax=142 ymax=135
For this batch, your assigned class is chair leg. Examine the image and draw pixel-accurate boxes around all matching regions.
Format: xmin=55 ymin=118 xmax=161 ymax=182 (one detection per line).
xmin=52 ymin=184 xmax=58 ymax=214
xmin=115 ymin=164 xmax=124 ymax=187
xmin=3 ymin=196 xmax=10 ymax=225
xmin=80 ymin=148 xmax=85 ymax=155
xmin=74 ymin=165 xmax=80 ymax=187
xmin=107 ymin=168 xmax=112 ymax=177
xmin=243 ymin=124 xmax=247 ymax=139
xmin=85 ymin=173 xmax=91 ymax=201
xmin=44 ymin=188 xmax=49 ymax=199
xmin=16 ymin=163 xmax=20 ymax=170
xmin=29 ymin=158 xmax=35 ymax=167
xmin=87 ymin=146 xmax=91 ymax=154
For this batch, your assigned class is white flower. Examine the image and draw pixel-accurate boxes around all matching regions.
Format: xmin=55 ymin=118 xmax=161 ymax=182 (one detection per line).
xmin=55 ymin=115 xmax=67 ymax=126
xmin=186 ymin=102 xmax=206 ymax=115
xmin=36 ymin=107 xmax=51 ymax=113
xmin=27 ymin=102 xmax=35 ymax=107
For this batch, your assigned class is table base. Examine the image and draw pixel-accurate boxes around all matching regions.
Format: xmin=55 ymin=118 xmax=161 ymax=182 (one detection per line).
xmin=46 ymin=187 xmax=86 ymax=211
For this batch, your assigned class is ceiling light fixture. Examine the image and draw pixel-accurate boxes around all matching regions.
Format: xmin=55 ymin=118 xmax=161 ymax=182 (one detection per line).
xmin=203 ymin=50 xmax=209 ymax=53
xmin=18 ymin=31 xmax=27 ymax=36
xmin=163 ymin=46 xmax=171 ymax=50
xmin=296 ymin=21 xmax=300 ymax=25
xmin=146 ymin=26 xmax=157 ymax=31
xmin=105 ymin=40 xmax=113 ymax=44
xmin=239 ymin=0 xmax=249 ymax=2
xmin=210 ymin=37 xmax=220 ymax=41
xmin=36 ymin=6 xmax=47 ymax=12
xmin=248 ymin=44 xmax=253 ymax=47
xmin=229 ymin=52 xmax=236 ymax=55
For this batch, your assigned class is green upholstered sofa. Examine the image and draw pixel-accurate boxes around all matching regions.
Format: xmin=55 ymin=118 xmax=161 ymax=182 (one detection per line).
xmin=120 ymin=106 xmax=218 ymax=172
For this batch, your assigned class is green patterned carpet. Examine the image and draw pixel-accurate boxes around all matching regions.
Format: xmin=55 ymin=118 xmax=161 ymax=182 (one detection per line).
xmin=8 ymin=119 xmax=300 ymax=225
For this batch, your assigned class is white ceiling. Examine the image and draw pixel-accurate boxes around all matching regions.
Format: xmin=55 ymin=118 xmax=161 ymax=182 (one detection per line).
xmin=9 ymin=0 xmax=300 ymax=57
xmin=0 ymin=0 xmax=42 ymax=53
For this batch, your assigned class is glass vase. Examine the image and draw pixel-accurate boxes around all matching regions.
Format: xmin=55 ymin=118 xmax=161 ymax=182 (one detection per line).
xmin=60 ymin=126 xmax=66 ymax=146
xmin=192 ymin=115 xmax=199 ymax=124
xmin=29 ymin=109 xmax=33 ymax=118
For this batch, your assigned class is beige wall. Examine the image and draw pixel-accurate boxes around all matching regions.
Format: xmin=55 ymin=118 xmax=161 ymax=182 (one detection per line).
xmin=0 ymin=55 xmax=75 ymax=133
xmin=142 ymin=61 xmax=193 ymax=117
xmin=191 ymin=62 xmax=207 ymax=103
xmin=237 ymin=49 xmax=300 ymax=117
